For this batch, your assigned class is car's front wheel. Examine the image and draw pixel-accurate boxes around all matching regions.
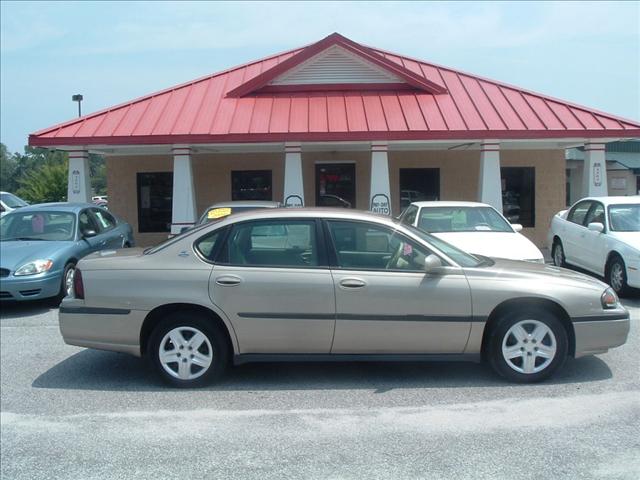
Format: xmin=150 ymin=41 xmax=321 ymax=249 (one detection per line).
xmin=487 ymin=308 xmax=568 ymax=383
xmin=607 ymin=255 xmax=630 ymax=297
xmin=149 ymin=312 xmax=229 ymax=388
xmin=56 ymin=262 xmax=76 ymax=302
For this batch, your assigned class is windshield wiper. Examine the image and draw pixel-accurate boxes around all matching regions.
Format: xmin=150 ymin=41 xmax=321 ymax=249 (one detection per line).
xmin=6 ymin=237 xmax=47 ymax=241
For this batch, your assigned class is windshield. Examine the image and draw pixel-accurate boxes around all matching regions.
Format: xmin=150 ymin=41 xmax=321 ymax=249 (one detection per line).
xmin=403 ymin=223 xmax=483 ymax=267
xmin=0 ymin=192 xmax=28 ymax=209
xmin=417 ymin=206 xmax=513 ymax=233
xmin=0 ymin=211 xmax=76 ymax=241
xmin=608 ymin=204 xmax=640 ymax=232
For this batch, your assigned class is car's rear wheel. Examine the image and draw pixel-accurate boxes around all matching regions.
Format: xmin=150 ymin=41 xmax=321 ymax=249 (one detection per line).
xmin=148 ymin=311 xmax=228 ymax=388
xmin=487 ymin=308 xmax=568 ymax=383
xmin=552 ymin=239 xmax=565 ymax=267
xmin=607 ymin=256 xmax=630 ymax=297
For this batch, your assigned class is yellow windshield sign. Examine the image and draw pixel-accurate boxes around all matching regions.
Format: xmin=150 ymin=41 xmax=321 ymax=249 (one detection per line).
xmin=207 ymin=207 xmax=232 ymax=219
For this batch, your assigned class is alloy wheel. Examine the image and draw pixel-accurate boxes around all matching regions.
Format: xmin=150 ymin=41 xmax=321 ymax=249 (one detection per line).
xmin=159 ymin=326 xmax=213 ymax=380
xmin=501 ymin=319 xmax=557 ymax=374
xmin=609 ymin=262 xmax=624 ymax=292
xmin=553 ymin=243 xmax=563 ymax=267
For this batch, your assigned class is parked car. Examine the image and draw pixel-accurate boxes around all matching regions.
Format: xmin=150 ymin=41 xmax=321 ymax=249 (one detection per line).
xmin=0 ymin=203 xmax=134 ymax=302
xmin=59 ymin=208 xmax=628 ymax=387
xmin=399 ymin=201 xmax=544 ymax=263
xmin=197 ymin=201 xmax=282 ymax=226
xmin=0 ymin=191 xmax=29 ymax=217
xmin=549 ymin=196 xmax=640 ymax=296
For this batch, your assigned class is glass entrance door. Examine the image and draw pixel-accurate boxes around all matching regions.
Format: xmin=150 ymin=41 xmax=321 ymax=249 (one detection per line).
xmin=316 ymin=164 xmax=356 ymax=208
xmin=399 ymin=168 xmax=440 ymax=210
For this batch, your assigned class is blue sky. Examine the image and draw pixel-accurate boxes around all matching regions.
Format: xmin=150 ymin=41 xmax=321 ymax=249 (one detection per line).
xmin=1 ymin=1 xmax=638 ymax=153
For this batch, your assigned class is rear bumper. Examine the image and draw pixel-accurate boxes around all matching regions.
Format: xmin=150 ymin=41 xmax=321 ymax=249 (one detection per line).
xmin=59 ymin=298 xmax=146 ymax=356
xmin=0 ymin=271 xmax=62 ymax=301
xmin=572 ymin=312 xmax=630 ymax=358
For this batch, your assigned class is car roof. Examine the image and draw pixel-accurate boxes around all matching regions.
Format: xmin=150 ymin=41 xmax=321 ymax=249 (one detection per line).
xmin=580 ymin=196 xmax=640 ymax=206
xmin=410 ymin=201 xmax=492 ymax=208
xmin=6 ymin=202 xmax=94 ymax=213
xmin=212 ymin=207 xmax=397 ymax=227
xmin=205 ymin=201 xmax=282 ymax=209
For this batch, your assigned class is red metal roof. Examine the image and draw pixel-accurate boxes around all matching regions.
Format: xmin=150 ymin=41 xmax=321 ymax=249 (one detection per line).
xmin=30 ymin=33 xmax=640 ymax=146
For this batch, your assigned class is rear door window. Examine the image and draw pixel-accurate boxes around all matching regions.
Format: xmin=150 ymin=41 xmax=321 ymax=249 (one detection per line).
xmin=224 ymin=220 xmax=319 ymax=268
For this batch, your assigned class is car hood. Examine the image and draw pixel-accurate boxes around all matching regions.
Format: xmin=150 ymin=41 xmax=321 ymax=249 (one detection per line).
xmin=0 ymin=240 xmax=73 ymax=271
xmin=433 ymin=232 xmax=543 ymax=261
xmin=608 ymin=231 xmax=640 ymax=249
xmin=472 ymin=257 xmax=608 ymax=290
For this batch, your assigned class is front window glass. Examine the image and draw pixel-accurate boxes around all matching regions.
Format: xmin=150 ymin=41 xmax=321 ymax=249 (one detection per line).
xmin=400 ymin=205 xmax=419 ymax=226
xmin=137 ymin=172 xmax=173 ymax=233
xmin=568 ymin=201 xmax=591 ymax=225
xmin=226 ymin=220 xmax=318 ymax=267
xmin=0 ymin=192 xmax=28 ymax=208
xmin=93 ymin=209 xmax=116 ymax=231
xmin=416 ymin=206 xmax=512 ymax=233
xmin=584 ymin=203 xmax=605 ymax=226
xmin=232 ymin=170 xmax=272 ymax=201
xmin=608 ymin=204 xmax=640 ymax=232
xmin=0 ymin=211 xmax=76 ymax=241
xmin=327 ymin=220 xmax=432 ymax=271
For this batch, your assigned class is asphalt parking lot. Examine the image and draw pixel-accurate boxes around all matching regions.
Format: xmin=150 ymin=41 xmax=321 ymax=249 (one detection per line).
xmin=1 ymin=298 xmax=639 ymax=480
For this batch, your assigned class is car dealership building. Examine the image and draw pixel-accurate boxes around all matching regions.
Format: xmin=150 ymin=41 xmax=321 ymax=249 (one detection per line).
xmin=30 ymin=33 xmax=640 ymax=247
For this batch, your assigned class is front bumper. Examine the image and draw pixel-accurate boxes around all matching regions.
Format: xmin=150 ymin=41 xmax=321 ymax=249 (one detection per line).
xmin=58 ymin=297 xmax=146 ymax=356
xmin=573 ymin=311 xmax=630 ymax=357
xmin=0 ymin=270 xmax=62 ymax=301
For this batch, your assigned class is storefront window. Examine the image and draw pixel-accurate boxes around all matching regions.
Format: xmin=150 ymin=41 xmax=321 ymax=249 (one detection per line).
xmin=137 ymin=172 xmax=173 ymax=233
xmin=316 ymin=164 xmax=355 ymax=208
xmin=399 ymin=168 xmax=440 ymax=210
xmin=231 ymin=170 xmax=272 ymax=201
xmin=501 ymin=167 xmax=535 ymax=227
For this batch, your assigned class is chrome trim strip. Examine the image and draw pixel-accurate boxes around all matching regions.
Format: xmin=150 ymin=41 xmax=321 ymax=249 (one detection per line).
xmin=59 ymin=306 xmax=131 ymax=315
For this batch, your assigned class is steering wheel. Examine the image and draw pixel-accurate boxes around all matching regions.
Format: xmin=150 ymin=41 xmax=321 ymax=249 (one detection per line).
xmin=385 ymin=242 xmax=404 ymax=270
xmin=51 ymin=227 xmax=69 ymax=234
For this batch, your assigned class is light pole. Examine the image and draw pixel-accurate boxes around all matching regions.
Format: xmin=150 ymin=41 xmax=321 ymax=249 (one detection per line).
xmin=72 ymin=94 xmax=83 ymax=117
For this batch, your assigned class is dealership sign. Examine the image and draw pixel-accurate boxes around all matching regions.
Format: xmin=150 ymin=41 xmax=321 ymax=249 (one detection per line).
xmin=370 ymin=193 xmax=391 ymax=215
xmin=593 ymin=162 xmax=603 ymax=187
xmin=71 ymin=169 xmax=81 ymax=194
xmin=285 ymin=195 xmax=303 ymax=208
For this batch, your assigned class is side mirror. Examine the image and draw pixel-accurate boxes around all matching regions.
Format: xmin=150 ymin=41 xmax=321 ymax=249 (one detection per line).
xmin=424 ymin=254 xmax=444 ymax=274
xmin=511 ymin=223 xmax=523 ymax=232
xmin=83 ymin=229 xmax=97 ymax=238
xmin=588 ymin=222 xmax=604 ymax=233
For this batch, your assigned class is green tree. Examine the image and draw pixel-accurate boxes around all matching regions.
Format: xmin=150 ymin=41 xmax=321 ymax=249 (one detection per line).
xmin=0 ymin=143 xmax=18 ymax=192
xmin=16 ymin=161 xmax=68 ymax=203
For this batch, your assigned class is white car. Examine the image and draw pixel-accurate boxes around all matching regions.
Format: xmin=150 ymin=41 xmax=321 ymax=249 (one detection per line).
xmin=0 ymin=191 xmax=28 ymax=217
xmin=399 ymin=201 xmax=544 ymax=263
xmin=548 ymin=196 xmax=640 ymax=295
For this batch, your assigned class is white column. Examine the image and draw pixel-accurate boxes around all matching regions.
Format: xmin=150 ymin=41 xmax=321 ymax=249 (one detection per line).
xmin=67 ymin=148 xmax=91 ymax=203
xmin=369 ymin=142 xmax=391 ymax=215
xmin=171 ymin=145 xmax=197 ymax=235
xmin=478 ymin=140 xmax=503 ymax=212
xmin=283 ymin=143 xmax=304 ymax=207
xmin=581 ymin=142 xmax=608 ymax=197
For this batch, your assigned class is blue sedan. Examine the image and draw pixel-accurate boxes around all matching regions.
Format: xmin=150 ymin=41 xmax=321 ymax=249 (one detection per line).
xmin=0 ymin=203 xmax=134 ymax=302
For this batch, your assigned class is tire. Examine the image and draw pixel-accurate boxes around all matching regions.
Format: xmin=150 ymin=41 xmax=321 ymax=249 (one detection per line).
xmin=56 ymin=262 xmax=76 ymax=302
xmin=487 ymin=308 xmax=568 ymax=383
xmin=148 ymin=311 xmax=229 ymax=388
xmin=552 ymin=239 xmax=565 ymax=267
xmin=607 ymin=255 xmax=630 ymax=297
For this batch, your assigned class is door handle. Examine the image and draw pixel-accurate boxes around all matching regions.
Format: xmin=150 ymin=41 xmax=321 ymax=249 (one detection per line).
xmin=339 ymin=278 xmax=366 ymax=289
xmin=215 ymin=275 xmax=242 ymax=287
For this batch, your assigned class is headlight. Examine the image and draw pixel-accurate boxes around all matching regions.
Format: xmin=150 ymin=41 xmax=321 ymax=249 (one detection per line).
xmin=14 ymin=259 xmax=54 ymax=276
xmin=601 ymin=288 xmax=619 ymax=310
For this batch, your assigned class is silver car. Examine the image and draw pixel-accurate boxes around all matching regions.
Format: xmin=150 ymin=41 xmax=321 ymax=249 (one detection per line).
xmin=59 ymin=209 xmax=630 ymax=387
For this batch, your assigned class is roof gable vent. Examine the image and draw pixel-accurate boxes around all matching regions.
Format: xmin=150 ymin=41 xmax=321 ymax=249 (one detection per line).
xmin=269 ymin=45 xmax=404 ymax=86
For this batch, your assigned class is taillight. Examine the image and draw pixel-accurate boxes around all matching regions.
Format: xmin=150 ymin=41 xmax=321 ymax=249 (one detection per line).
xmin=73 ymin=268 xmax=85 ymax=299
